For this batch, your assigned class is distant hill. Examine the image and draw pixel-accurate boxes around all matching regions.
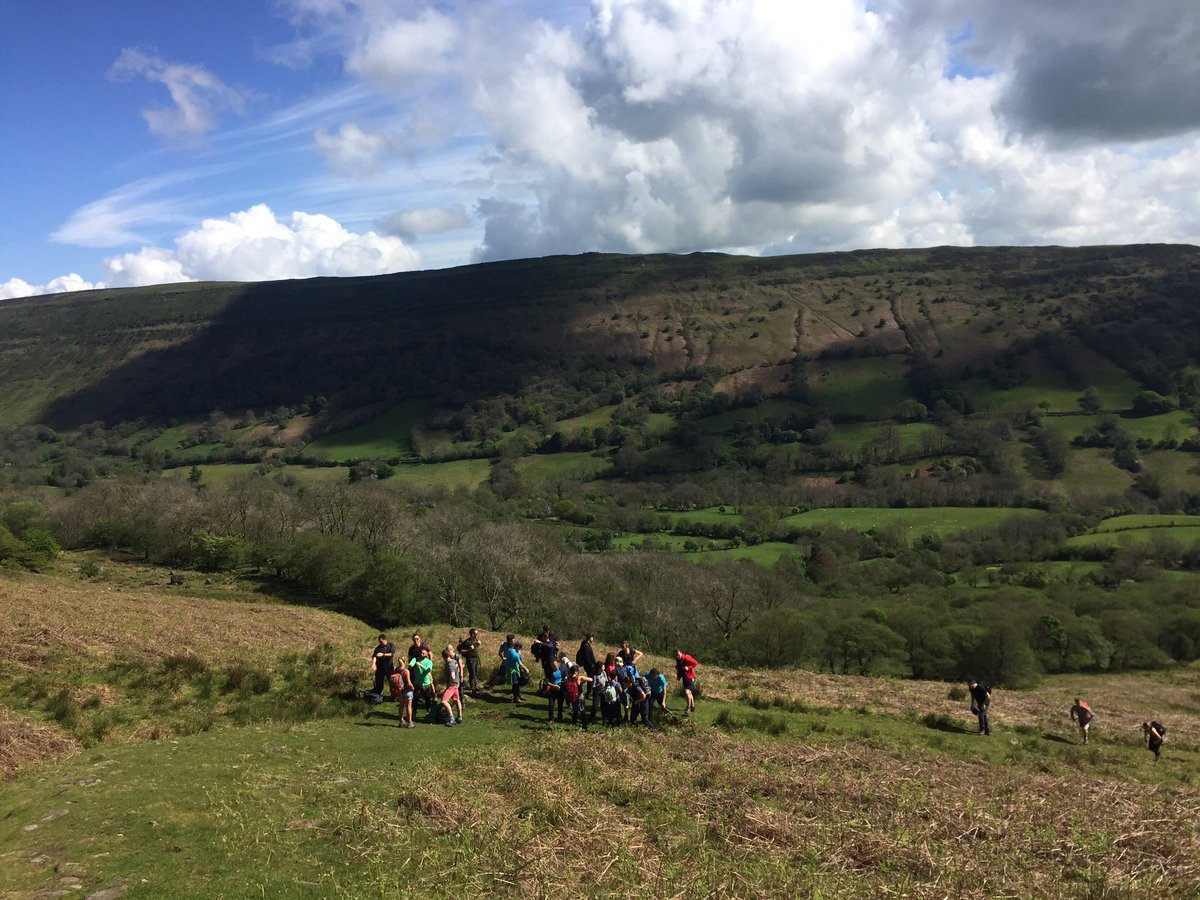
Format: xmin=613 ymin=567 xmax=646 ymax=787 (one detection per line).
xmin=2 ymin=244 xmax=1197 ymax=431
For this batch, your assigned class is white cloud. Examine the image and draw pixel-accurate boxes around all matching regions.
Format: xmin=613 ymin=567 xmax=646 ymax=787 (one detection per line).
xmin=109 ymin=48 xmax=249 ymax=144
xmin=346 ymin=8 xmax=459 ymax=87
xmin=314 ymin=121 xmax=393 ymax=174
xmin=377 ymin=205 xmax=469 ymax=240
xmin=0 ymin=273 xmax=99 ymax=300
xmin=103 ymin=204 xmax=420 ymax=286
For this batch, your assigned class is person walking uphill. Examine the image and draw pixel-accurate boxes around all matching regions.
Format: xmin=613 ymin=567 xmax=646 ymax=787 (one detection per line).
xmin=675 ymin=649 xmax=699 ymax=714
xmin=371 ymin=634 xmax=395 ymax=699
xmin=1143 ymin=721 xmax=1167 ymax=762
xmin=968 ymin=679 xmax=992 ymax=735
xmin=1070 ymin=698 xmax=1094 ymax=744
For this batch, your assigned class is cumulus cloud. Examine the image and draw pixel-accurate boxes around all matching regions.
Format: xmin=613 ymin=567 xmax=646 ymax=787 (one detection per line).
xmin=347 ymin=8 xmax=459 ymax=87
xmin=377 ymin=205 xmax=469 ymax=240
xmin=109 ymin=48 xmax=249 ymax=143
xmin=0 ymin=274 xmax=99 ymax=300
xmin=102 ymin=204 xmax=420 ymax=286
xmin=314 ymin=121 xmax=393 ymax=174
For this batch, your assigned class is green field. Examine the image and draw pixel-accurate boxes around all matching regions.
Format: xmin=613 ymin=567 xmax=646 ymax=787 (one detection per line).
xmin=386 ymin=458 xmax=492 ymax=490
xmin=555 ymin=404 xmax=617 ymax=434
xmin=967 ymin=359 xmax=1139 ymax=414
xmin=696 ymin=399 xmax=809 ymax=434
xmin=304 ymin=400 xmax=431 ymax=462
xmin=685 ymin=541 xmax=799 ymax=565
xmin=1058 ymin=448 xmax=1133 ymax=497
xmin=806 ymin=356 xmax=912 ymax=420
xmin=783 ymin=506 xmax=1046 ymax=541
xmin=1050 ymin=410 xmax=1197 ymax=442
xmin=826 ymin=421 xmax=941 ymax=452
xmin=1066 ymin=526 xmax=1200 ymax=550
xmin=516 ymin=451 xmax=611 ymax=482
xmin=659 ymin=506 xmax=744 ymax=527
xmin=1093 ymin=514 xmax=1200 ymax=533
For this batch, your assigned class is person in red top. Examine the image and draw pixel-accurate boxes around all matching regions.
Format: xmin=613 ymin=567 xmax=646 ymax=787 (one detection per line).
xmin=1069 ymin=697 xmax=1094 ymax=744
xmin=675 ymin=649 xmax=699 ymax=714
xmin=564 ymin=665 xmax=593 ymax=730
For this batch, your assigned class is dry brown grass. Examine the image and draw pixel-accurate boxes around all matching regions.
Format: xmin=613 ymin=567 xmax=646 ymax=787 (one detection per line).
xmin=0 ymin=708 xmax=79 ymax=782
xmin=704 ymin=665 xmax=1200 ymax=752
xmin=330 ymin=729 xmax=1200 ymax=898
xmin=0 ymin=574 xmax=371 ymax=670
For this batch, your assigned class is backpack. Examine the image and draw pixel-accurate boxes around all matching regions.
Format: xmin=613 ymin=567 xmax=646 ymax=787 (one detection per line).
xmin=634 ymin=675 xmax=650 ymax=697
xmin=1151 ymin=721 xmax=1166 ymax=737
xmin=602 ymin=682 xmax=619 ymax=705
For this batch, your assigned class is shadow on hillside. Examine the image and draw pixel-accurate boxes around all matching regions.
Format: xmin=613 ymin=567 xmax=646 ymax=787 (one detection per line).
xmin=38 ymin=255 xmax=727 ymax=430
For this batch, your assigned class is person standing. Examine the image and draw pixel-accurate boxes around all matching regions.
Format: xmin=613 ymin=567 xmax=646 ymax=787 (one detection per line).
xmin=968 ymin=679 xmax=992 ymax=736
xmin=458 ymin=628 xmax=482 ymax=694
xmin=396 ymin=663 xmax=415 ymax=728
xmin=440 ymin=647 xmax=463 ymax=726
xmin=577 ymin=634 xmax=598 ymax=697
xmin=565 ymin=666 xmax=592 ymax=730
xmin=620 ymin=640 xmax=644 ymax=670
xmin=1142 ymin=721 xmax=1166 ymax=761
xmin=545 ymin=664 xmax=564 ymax=723
xmin=675 ymin=649 xmax=699 ymax=715
xmin=407 ymin=633 xmax=426 ymax=668
xmin=410 ymin=647 xmax=435 ymax=717
xmin=1069 ymin=698 xmax=1094 ymax=744
xmin=371 ymin=634 xmax=395 ymax=699
xmin=504 ymin=640 xmax=529 ymax=704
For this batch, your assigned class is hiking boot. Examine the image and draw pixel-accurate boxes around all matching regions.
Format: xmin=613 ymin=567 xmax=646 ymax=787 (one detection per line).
xmin=406 ymin=722 xmax=415 ymax=728
xmin=455 ymin=718 xmax=463 ymax=724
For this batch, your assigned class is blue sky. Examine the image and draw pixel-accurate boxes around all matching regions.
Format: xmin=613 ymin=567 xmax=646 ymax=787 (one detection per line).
xmin=4 ymin=0 xmax=1200 ymax=298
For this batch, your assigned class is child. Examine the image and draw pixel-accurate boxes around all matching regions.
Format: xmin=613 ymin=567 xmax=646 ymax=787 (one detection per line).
xmin=565 ymin=665 xmax=593 ymax=730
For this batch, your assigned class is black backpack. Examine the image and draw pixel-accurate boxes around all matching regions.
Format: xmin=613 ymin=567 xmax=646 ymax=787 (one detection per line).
xmin=1151 ymin=721 xmax=1166 ymax=737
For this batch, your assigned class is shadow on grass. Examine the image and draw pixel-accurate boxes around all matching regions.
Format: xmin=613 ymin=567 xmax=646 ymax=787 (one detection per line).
xmin=921 ymin=713 xmax=975 ymax=734
xmin=1043 ymin=733 xmax=1076 ymax=744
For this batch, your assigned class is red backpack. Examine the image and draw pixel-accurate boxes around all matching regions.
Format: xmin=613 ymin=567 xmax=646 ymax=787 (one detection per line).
xmin=565 ymin=678 xmax=581 ymax=703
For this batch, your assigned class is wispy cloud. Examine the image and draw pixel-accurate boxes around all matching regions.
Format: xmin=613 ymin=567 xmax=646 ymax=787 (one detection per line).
xmin=109 ymin=48 xmax=251 ymax=145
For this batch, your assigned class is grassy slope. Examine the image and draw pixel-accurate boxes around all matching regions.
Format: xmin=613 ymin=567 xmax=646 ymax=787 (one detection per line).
xmin=3 ymin=570 xmax=1200 ymax=897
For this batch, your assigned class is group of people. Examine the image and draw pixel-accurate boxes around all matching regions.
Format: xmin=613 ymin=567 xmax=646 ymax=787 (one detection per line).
xmin=369 ymin=627 xmax=699 ymax=732
xmin=969 ymin=681 xmax=1169 ymax=761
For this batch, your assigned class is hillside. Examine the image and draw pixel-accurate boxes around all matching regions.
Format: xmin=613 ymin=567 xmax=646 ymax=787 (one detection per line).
xmin=1 ymin=568 xmax=1198 ymax=898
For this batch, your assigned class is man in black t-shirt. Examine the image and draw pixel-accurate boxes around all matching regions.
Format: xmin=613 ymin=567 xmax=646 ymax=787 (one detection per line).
xmin=457 ymin=628 xmax=482 ymax=694
xmin=371 ymin=634 xmax=395 ymax=697
xmin=968 ymin=679 xmax=992 ymax=735
xmin=406 ymin=633 xmax=425 ymax=667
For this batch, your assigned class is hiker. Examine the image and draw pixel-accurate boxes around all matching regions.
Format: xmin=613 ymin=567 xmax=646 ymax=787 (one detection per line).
xmin=545 ymin=663 xmax=564 ymax=723
xmin=629 ymin=671 xmax=656 ymax=731
xmin=968 ymin=679 xmax=992 ymax=736
xmin=396 ymin=663 xmax=415 ymax=728
xmin=457 ymin=628 xmax=482 ymax=694
xmin=577 ymin=635 xmax=598 ymax=697
xmin=565 ymin=666 xmax=592 ymax=730
xmin=1142 ymin=721 xmax=1166 ymax=761
xmin=675 ymin=649 xmax=699 ymax=714
xmin=620 ymin=640 xmax=644 ymax=669
xmin=407 ymin=633 xmax=426 ymax=668
xmin=410 ymin=647 xmax=435 ymax=715
xmin=440 ymin=648 xmax=463 ymax=726
xmin=504 ymin=640 xmax=529 ymax=704
xmin=371 ymin=634 xmax=395 ymax=699
xmin=648 ymin=667 xmax=669 ymax=716
xmin=603 ymin=652 xmax=619 ymax=680
xmin=1069 ymin=698 xmax=1094 ymax=744
xmin=533 ymin=628 xmax=559 ymax=681
xmin=490 ymin=635 xmax=514 ymax=687
xmin=598 ymin=670 xmax=623 ymax=727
